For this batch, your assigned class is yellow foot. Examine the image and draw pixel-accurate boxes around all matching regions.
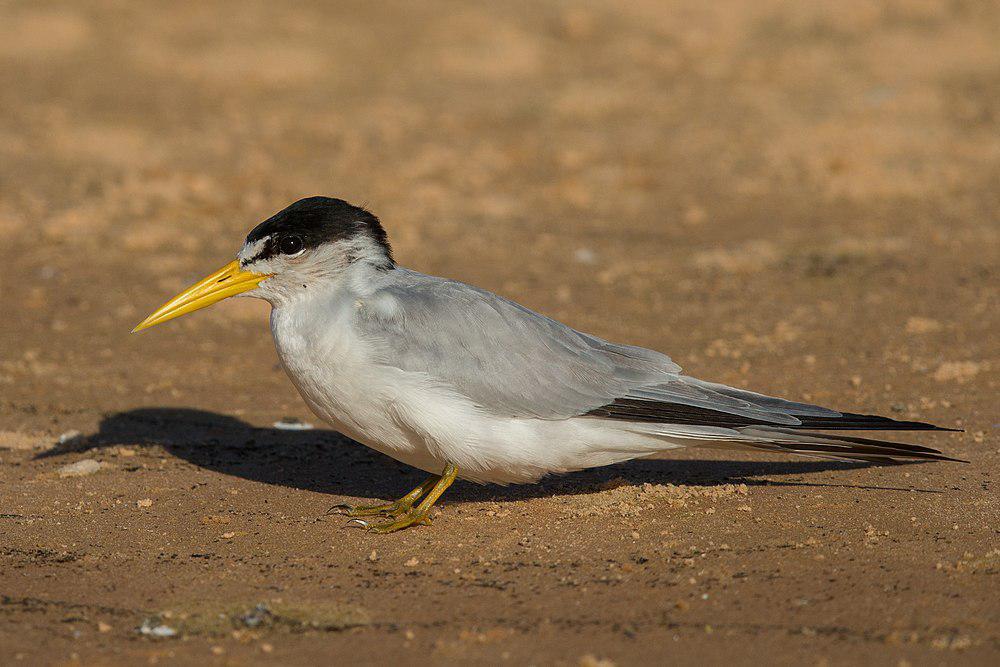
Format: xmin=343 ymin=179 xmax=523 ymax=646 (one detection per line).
xmin=353 ymin=509 xmax=434 ymax=534
xmin=343 ymin=463 xmax=458 ymax=534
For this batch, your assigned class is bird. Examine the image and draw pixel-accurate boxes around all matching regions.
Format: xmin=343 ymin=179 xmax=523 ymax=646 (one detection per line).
xmin=133 ymin=196 xmax=962 ymax=532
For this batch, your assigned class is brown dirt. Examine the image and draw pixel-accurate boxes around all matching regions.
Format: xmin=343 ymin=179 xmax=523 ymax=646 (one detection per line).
xmin=1 ymin=1 xmax=998 ymax=665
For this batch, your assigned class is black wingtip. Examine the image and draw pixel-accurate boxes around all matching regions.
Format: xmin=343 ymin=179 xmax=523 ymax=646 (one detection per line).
xmin=587 ymin=399 xmax=962 ymax=433
xmin=760 ymin=429 xmax=969 ymax=464
xmin=795 ymin=411 xmax=961 ymax=432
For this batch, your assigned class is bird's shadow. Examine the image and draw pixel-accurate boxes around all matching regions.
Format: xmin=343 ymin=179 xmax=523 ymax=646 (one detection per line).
xmin=36 ymin=407 xmax=925 ymax=502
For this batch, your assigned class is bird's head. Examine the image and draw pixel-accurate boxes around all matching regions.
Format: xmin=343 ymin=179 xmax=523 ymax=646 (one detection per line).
xmin=132 ymin=196 xmax=393 ymax=332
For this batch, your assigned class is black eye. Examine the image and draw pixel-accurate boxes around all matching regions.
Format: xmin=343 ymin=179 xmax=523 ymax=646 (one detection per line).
xmin=278 ymin=236 xmax=303 ymax=255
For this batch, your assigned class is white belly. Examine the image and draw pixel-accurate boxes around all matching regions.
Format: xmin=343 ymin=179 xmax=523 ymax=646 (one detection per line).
xmin=269 ymin=302 xmax=682 ymax=484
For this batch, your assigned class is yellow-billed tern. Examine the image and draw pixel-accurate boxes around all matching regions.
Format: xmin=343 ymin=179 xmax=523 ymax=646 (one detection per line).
xmin=133 ymin=197 xmax=961 ymax=532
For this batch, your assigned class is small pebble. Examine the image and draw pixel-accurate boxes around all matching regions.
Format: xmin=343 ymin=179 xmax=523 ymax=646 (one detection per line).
xmin=273 ymin=418 xmax=313 ymax=431
xmin=136 ymin=498 xmax=152 ymax=508
xmin=138 ymin=619 xmax=177 ymax=638
xmin=57 ymin=459 xmax=105 ymax=478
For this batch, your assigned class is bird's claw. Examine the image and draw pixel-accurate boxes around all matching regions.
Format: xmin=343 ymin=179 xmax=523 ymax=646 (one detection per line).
xmin=326 ymin=465 xmax=455 ymax=532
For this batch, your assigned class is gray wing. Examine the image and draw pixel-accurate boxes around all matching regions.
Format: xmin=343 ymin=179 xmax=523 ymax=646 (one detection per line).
xmin=354 ymin=270 xmax=846 ymax=425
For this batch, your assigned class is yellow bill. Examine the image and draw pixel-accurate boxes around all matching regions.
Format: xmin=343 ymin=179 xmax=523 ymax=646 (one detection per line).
xmin=132 ymin=260 xmax=269 ymax=333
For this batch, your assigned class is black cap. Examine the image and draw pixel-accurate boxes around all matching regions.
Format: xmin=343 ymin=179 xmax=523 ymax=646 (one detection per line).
xmin=243 ymin=197 xmax=393 ymax=267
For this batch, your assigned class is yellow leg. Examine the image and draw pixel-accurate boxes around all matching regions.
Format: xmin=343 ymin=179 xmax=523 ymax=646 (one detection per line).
xmin=363 ymin=463 xmax=458 ymax=533
xmin=328 ymin=475 xmax=439 ymax=518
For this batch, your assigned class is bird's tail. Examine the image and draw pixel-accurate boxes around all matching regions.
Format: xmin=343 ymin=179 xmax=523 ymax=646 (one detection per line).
xmin=694 ymin=427 xmax=966 ymax=463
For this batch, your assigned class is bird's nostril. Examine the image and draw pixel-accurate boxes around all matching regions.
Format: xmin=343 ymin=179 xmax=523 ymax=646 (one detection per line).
xmin=216 ymin=276 xmax=230 ymax=283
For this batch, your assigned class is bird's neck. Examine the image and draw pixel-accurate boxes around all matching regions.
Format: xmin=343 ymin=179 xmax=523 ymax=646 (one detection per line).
xmin=339 ymin=257 xmax=396 ymax=298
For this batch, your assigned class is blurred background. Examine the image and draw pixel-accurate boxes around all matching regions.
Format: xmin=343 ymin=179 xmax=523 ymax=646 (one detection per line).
xmin=0 ymin=2 xmax=998 ymax=662
xmin=0 ymin=0 xmax=1000 ymax=426
xmin=1 ymin=0 xmax=996 ymax=427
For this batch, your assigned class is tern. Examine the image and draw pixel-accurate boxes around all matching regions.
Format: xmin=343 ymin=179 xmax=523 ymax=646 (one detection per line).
xmin=133 ymin=197 xmax=961 ymax=532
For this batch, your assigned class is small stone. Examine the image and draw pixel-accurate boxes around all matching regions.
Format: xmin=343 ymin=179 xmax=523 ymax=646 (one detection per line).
xmin=240 ymin=604 xmax=272 ymax=628
xmin=404 ymin=557 xmax=419 ymax=567
xmin=136 ymin=498 xmax=152 ymax=508
xmin=222 ymin=532 xmax=236 ymax=539
xmin=260 ymin=643 xmax=273 ymax=653
xmin=57 ymin=459 xmax=105 ymax=478
xmin=138 ymin=619 xmax=177 ymax=638
xmin=368 ymin=549 xmax=378 ymax=562
xmin=273 ymin=418 xmax=313 ymax=431
xmin=97 ymin=622 xmax=112 ymax=633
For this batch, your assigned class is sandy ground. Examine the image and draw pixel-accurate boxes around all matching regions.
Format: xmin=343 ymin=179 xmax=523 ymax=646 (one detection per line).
xmin=1 ymin=1 xmax=998 ymax=664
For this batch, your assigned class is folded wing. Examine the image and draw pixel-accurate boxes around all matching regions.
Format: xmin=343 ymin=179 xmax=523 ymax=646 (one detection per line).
xmin=357 ymin=270 xmax=956 ymax=461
